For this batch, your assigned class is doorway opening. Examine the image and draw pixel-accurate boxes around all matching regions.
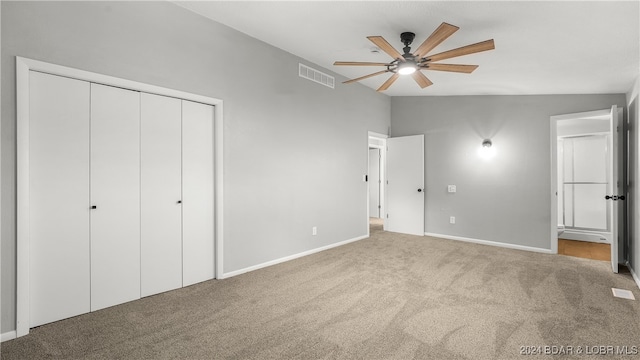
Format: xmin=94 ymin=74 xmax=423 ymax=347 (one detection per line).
xmin=368 ymin=132 xmax=387 ymax=236
xmin=366 ymin=131 xmax=425 ymax=237
xmin=550 ymin=106 xmax=623 ymax=272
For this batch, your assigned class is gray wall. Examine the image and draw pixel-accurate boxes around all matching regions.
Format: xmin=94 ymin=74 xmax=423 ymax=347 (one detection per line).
xmin=1 ymin=1 xmax=390 ymax=333
xmin=627 ymin=79 xmax=639 ymax=276
xmin=391 ymin=95 xmax=627 ymax=250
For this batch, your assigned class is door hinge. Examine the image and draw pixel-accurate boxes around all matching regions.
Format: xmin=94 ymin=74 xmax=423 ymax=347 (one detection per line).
xmin=386 ymin=214 xmax=389 ymax=218
xmin=378 ymin=205 xmax=381 ymax=209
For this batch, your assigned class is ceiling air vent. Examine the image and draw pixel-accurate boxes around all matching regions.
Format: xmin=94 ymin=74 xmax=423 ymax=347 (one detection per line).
xmin=299 ymin=63 xmax=334 ymax=89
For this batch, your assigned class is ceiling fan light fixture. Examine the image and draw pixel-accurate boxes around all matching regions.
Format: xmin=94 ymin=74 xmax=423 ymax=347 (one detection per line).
xmin=337 ymin=24 xmax=495 ymax=90
xmin=397 ymin=61 xmax=417 ymax=75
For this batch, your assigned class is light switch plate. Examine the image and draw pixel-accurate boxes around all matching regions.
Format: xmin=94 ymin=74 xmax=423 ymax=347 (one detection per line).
xmin=448 ymin=185 xmax=456 ymax=193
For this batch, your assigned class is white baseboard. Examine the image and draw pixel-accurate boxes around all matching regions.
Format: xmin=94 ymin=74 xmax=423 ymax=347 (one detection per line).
xmin=627 ymin=262 xmax=640 ymax=290
xmin=560 ymin=230 xmax=610 ymax=244
xmin=424 ymin=232 xmax=554 ymax=254
xmin=1 ymin=330 xmax=17 ymax=342
xmin=219 ymin=234 xmax=368 ymax=279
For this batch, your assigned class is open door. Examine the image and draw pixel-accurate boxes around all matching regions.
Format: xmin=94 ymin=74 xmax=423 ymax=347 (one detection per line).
xmin=608 ymin=105 xmax=623 ymax=273
xmin=386 ymin=135 xmax=424 ymax=235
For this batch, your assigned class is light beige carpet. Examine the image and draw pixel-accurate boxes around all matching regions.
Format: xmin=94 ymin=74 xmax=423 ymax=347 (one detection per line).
xmin=2 ymin=225 xmax=639 ymax=359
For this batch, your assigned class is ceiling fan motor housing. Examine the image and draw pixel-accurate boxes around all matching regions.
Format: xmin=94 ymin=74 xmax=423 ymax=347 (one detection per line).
xmin=400 ymin=32 xmax=416 ymax=54
xmin=400 ymin=32 xmax=416 ymax=45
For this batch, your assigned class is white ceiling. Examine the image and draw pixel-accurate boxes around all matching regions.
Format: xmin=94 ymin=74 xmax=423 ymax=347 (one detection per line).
xmin=175 ymin=1 xmax=640 ymax=96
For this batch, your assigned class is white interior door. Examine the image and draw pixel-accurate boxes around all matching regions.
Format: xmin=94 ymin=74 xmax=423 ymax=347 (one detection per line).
xmin=90 ymin=83 xmax=141 ymax=311
xmin=386 ymin=135 xmax=425 ymax=236
xmin=182 ymin=100 xmax=215 ymax=286
xmin=369 ymin=148 xmax=380 ymax=218
xmin=140 ymin=93 xmax=183 ymax=297
xmin=609 ymin=105 xmax=621 ymax=273
xmin=29 ymin=72 xmax=91 ymax=327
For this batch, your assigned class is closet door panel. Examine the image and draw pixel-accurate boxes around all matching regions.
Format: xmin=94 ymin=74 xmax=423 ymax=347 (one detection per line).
xmin=182 ymin=100 xmax=215 ymax=286
xmin=29 ymin=71 xmax=91 ymax=327
xmin=141 ymin=93 xmax=183 ymax=297
xmin=90 ymin=83 xmax=141 ymax=311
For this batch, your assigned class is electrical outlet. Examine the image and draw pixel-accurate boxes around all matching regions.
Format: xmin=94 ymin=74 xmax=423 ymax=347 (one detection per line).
xmin=448 ymin=185 xmax=456 ymax=193
xmin=312 ymin=226 xmax=317 ymax=235
xmin=450 ymin=216 xmax=456 ymax=224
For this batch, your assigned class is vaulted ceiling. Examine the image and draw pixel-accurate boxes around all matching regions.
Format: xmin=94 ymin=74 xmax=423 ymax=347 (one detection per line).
xmin=175 ymin=1 xmax=639 ymax=96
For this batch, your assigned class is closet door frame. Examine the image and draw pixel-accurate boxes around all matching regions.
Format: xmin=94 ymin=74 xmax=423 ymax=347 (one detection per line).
xmin=16 ymin=57 xmax=224 ymax=338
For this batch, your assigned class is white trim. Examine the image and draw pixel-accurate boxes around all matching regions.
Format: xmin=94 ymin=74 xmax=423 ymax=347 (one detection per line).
xmin=550 ymin=113 xmax=558 ymax=254
xmin=368 ymin=131 xmax=389 ymax=139
xmin=551 ymin=109 xmax=611 ymax=122
xmin=0 ymin=3 xmax=3 ymax=340
xmin=16 ymin=58 xmax=30 ymax=337
xmin=15 ymin=56 xmax=224 ymax=337
xmin=219 ymin=235 xmax=368 ymax=279
xmin=215 ymin=102 xmax=224 ymax=279
xmin=424 ymin=232 xmax=554 ymax=254
xmin=1 ymin=331 xmax=17 ymax=343
xmin=628 ymin=262 xmax=640 ymax=291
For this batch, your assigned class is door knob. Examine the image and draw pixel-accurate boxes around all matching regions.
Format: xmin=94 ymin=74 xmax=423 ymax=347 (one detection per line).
xmin=417 ymin=188 xmax=422 ymax=192
xmin=91 ymin=205 xmax=97 ymax=209
xmin=605 ymin=195 xmax=613 ymax=200
xmin=177 ymin=200 xmax=182 ymax=204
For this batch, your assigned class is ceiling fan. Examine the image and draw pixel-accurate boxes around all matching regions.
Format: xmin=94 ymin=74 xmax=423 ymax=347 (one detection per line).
xmin=334 ymin=23 xmax=495 ymax=91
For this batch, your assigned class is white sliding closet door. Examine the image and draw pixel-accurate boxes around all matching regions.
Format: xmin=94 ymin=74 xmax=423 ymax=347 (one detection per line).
xmin=182 ymin=100 xmax=215 ymax=286
xmin=141 ymin=93 xmax=183 ymax=297
xmin=29 ymin=72 xmax=91 ymax=327
xmin=90 ymin=83 xmax=141 ymax=311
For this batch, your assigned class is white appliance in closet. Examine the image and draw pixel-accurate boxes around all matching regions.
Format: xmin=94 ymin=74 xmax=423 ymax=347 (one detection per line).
xmin=28 ymin=71 xmax=214 ymax=327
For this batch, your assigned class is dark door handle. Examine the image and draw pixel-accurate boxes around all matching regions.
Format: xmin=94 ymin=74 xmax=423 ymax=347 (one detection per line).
xmin=91 ymin=205 xmax=97 ymax=209
xmin=177 ymin=200 xmax=182 ymax=204
xmin=618 ymin=195 xmax=626 ymax=201
xmin=417 ymin=188 xmax=422 ymax=192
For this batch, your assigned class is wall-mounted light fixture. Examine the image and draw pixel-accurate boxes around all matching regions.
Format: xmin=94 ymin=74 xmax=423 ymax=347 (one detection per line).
xmin=478 ymin=138 xmax=495 ymax=160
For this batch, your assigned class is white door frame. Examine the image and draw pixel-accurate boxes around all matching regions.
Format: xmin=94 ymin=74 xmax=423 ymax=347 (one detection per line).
xmin=367 ymin=131 xmax=388 ymax=237
xmin=550 ymin=108 xmax=620 ymax=269
xmin=367 ymin=148 xmax=381 ymax=218
xmin=15 ymin=57 xmax=224 ymax=337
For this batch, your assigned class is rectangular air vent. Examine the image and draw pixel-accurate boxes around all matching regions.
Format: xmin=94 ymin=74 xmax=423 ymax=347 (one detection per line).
xmin=299 ymin=63 xmax=334 ymax=89
xmin=612 ymin=288 xmax=636 ymax=300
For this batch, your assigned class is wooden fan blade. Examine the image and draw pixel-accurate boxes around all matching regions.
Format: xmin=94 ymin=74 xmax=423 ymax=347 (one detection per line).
xmin=422 ymin=63 xmax=479 ymax=73
xmin=426 ymin=39 xmax=495 ymax=62
xmin=343 ymin=70 xmax=389 ymax=84
xmin=411 ymin=71 xmax=433 ymax=89
xmin=377 ymin=73 xmax=400 ymax=92
xmin=413 ymin=22 xmax=459 ymax=57
xmin=367 ymin=36 xmax=406 ymax=61
xmin=334 ymin=61 xmax=391 ymax=66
